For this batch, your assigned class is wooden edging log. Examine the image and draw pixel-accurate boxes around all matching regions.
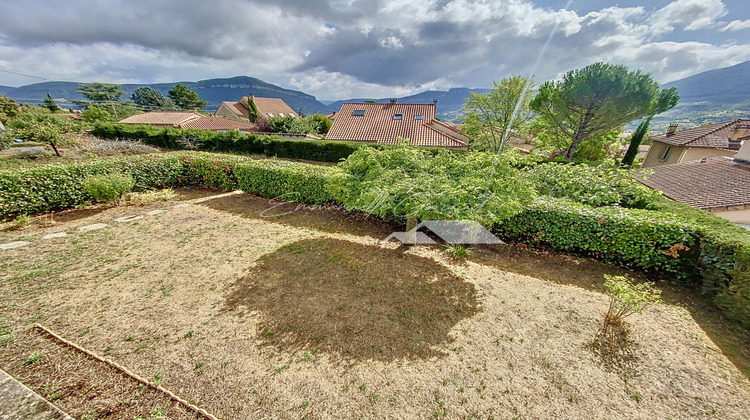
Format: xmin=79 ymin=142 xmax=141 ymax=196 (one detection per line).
xmin=33 ymin=323 xmax=218 ymax=420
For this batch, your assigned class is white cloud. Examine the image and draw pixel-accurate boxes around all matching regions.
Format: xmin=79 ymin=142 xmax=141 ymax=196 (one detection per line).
xmin=648 ymin=0 xmax=728 ymax=35
xmin=721 ymin=19 xmax=750 ymax=32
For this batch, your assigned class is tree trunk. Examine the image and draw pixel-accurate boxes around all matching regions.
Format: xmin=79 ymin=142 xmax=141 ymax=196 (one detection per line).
xmin=564 ymin=107 xmax=594 ymax=162
xmin=620 ymin=117 xmax=652 ymax=167
xmin=49 ymin=142 xmax=61 ymax=157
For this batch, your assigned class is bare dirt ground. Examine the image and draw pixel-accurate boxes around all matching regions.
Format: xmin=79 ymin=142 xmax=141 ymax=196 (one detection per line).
xmin=1 ymin=187 xmax=749 ymax=419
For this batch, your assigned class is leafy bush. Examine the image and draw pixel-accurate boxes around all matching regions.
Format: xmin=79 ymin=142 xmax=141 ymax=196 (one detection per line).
xmin=329 ymin=146 xmax=536 ymax=225
xmin=526 ymin=163 xmax=660 ymax=208
xmin=601 ymin=274 xmax=662 ymax=328
xmin=81 ymin=105 xmax=115 ymax=123
xmin=235 ymin=160 xmax=335 ymax=205
xmin=82 ymin=172 xmax=135 ymax=202
xmin=91 ymin=123 xmax=398 ymax=162
xmin=496 ymin=197 xmax=699 ymax=276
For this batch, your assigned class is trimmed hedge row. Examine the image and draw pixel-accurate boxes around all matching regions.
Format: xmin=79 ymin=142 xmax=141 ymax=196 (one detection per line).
xmin=0 ymin=152 xmax=333 ymax=219
xmin=90 ymin=123 xmax=393 ymax=163
xmin=496 ymin=197 xmax=700 ymax=277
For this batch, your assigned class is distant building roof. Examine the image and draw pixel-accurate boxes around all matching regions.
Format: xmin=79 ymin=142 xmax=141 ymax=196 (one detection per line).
xmin=218 ymin=96 xmax=297 ymax=120
xmin=119 ymin=111 xmax=202 ymax=126
xmin=325 ymin=102 xmax=469 ymax=148
xmin=179 ymin=115 xmax=257 ymax=131
xmin=650 ymin=119 xmax=750 ymax=149
xmin=119 ymin=112 xmax=257 ymax=132
xmin=637 ymin=156 xmax=750 ymax=210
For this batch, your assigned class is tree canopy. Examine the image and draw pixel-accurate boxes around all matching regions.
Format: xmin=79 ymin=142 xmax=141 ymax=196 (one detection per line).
xmin=620 ymin=87 xmax=680 ymax=167
xmin=75 ymin=83 xmax=126 ymax=103
xmin=43 ymin=94 xmax=61 ymax=112
xmin=530 ymin=63 xmax=662 ymax=161
xmin=168 ymin=84 xmax=206 ymax=110
xmin=131 ymin=87 xmax=177 ymax=111
xmin=462 ymin=75 xmax=535 ymax=153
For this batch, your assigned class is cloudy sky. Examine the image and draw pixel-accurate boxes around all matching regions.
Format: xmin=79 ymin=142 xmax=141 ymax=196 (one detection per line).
xmin=1 ymin=0 xmax=749 ymax=100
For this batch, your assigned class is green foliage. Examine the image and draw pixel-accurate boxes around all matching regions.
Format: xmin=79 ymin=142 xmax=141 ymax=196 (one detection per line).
xmin=444 ymin=244 xmax=472 ymax=259
xmin=168 ymin=84 xmax=206 ymax=110
xmin=81 ymin=105 xmax=115 ymax=123
xmin=90 ymin=122 xmax=401 ymax=162
xmin=525 ymin=163 xmax=660 ymax=208
xmin=0 ymin=94 xmax=19 ymax=123
xmin=603 ymin=275 xmax=662 ymax=320
xmin=82 ymin=172 xmax=135 ymax=202
xmin=621 ymin=87 xmax=679 ymax=167
xmin=234 ymin=160 xmax=335 ymax=205
xmin=462 ymin=75 xmax=535 ymax=153
xmin=305 ymin=114 xmax=333 ymax=135
xmin=131 ymin=87 xmax=177 ymax=111
xmin=267 ymin=115 xmax=310 ymax=134
xmin=246 ymin=96 xmax=259 ymax=122
xmin=530 ymin=62 xmax=662 ymax=161
xmin=329 ymin=146 xmax=537 ymax=225
xmin=497 ymin=197 xmax=699 ymax=276
xmin=43 ymin=94 xmax=61 ymax=113
xmin=74 ymin=83 xmax=125 ymax=104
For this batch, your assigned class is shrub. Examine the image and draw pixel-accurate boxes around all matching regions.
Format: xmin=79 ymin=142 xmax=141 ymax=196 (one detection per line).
xmin=329 ymin=146 xmax=536 ymax=225
xmin=601 ymin=274 xmax=662 ymax=330
xmin=82 ymin=172 xmax=135 ymax=202
xmin=525 ymin=163 xmax=660 ymax=208
xmin=496 ymin=197 xmax=699 ymax=276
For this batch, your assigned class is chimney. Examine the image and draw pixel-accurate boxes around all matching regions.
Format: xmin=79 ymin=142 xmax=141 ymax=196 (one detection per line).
xmin=699 ymin=157 xmax=707 ymax=163
xmin=666 ymin=123 xmax=678 ymax=134
xmin=433 ymin=99 xmax=438 ymax=104
xmin=390 ymin=99 xmax=397 ymax=104
xmin=735 ymin=139 xmax=750 ymax=163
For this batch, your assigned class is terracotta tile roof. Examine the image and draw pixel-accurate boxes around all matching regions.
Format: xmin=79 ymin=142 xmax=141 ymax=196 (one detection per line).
xmin=637 ymin=156 xmax=750 ymax=210
xmin=218 ymin=96 xmax=297 ymax=120
xmin=219 ymin=101 xmax=249 ymax=119
xmin=325 ymin=103 xmax=469 ymax=148
xmin=650 ymin=119 xmax=750 ymax=149
xmin=119 ymin=111 xmax=202 ymax=125
xmin=179 ymin=115 xmax=257 ymax=131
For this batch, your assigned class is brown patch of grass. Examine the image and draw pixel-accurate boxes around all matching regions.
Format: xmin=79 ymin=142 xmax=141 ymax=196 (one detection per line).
xmin=225 ymin=238 xmax=478 ymax=362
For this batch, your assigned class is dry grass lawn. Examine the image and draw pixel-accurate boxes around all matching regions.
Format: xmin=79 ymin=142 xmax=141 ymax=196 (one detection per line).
xmin=1 ymin=187 xmax=749 ymax=419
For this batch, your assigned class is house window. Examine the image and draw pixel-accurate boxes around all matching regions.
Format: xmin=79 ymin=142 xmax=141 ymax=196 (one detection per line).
xmin=393 ymin=114 xmax=403 ymax=120
xmin=352 ymin=109 xmax=366 ymax=116
xmin=414 ymin=115 xmax=423 ymax=120
xmin=267 ymin=112 xmax=274 ymax=117
xmin=278 ymin=112 xmax=285 ymax=117
xmin=657 ymin=145 xmax=673 ymax=161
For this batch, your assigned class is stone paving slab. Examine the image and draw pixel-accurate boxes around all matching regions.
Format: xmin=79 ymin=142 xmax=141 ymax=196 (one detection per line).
xmin=0 ymin=241 xmax=31 ymax=250
xmin=0 ymin=368 xmax=73 ymax=420
xmin=114 ymin=215 xmax=144 ymax=223
xmin=146 ymin=209 xmax=167 ymax=216
xmin=41 ymin=232 xmax=68 ymax=240
xmin=77 ymin=223 xmax=108 ymax=232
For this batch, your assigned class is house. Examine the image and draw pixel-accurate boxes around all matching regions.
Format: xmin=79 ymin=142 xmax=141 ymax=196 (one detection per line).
xmin=641 ymin=119 xmax=749 ymax=168
xmin=637 ymin=140 xmax=750 ymax=225
xmin=215 ymin=95 xmax=297 ymax=121
xmin=119 ymin=111 xmax=257 ymax=133
xmin=325 ymin=101 xmax=470 ymax=149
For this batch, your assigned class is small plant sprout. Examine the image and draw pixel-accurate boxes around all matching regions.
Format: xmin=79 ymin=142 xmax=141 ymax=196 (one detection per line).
xmin=444 ymin=244 xmax=472 ymax=259
xmin=601 ymin=275 xmax=662 ymax=333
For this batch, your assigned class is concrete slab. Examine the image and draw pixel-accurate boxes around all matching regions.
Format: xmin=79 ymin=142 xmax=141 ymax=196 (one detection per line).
xmin=146 ymin=210 xmax=167 ymax=216
xmin=192 ymin=190 xmax=244 ymax=203
xmin=172 ymin=204 xmax=191 ymax=208
xmin=41 ymin=232 xmax=67 ymax=240
xmin=0 ymin=368 xmax=74 ymax=419
xmin=114 ymin=215 xmax=144 ymax=223
xmin=77 ymin=223 xmax=107 ymax=232
xmin=0 ymin=241 xmax=31 ymax=250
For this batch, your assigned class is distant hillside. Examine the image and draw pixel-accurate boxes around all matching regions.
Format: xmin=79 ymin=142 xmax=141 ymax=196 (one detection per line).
xmin=328 ymin=88 xmax=488 ymax=122
xmin=651 ymin=60 xmax=750 ymax=130
xmin=0 ymin=85 xmax=14 ymax=96
xmin=0 ymin=76 xmax=330 ymax=115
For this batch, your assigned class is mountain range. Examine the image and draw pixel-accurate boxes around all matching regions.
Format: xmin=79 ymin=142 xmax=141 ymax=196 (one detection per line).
xmin=1 ymin=61 xmax=748 ymax=125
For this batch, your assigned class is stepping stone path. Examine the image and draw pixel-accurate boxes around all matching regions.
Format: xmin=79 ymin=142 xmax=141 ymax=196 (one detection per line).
xmin=1 ymin=191 xmax=244 ymax=252
xmin=42 ymin=232 xmax=68 ymax=240
xmin=114 ymin=215 xmax=144 ymax=223
xmin=0 ymin=241 xmax=30 ymax=250
xmin=0 ymin=368 xmax=73 ymax=419
xmin=78 ymin=223 xmax=108 ymax=232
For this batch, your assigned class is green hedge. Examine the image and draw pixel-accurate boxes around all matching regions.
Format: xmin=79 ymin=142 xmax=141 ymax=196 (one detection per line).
xmin=0 ymin=152 xmax=335 ymax=220
xmin=497 ymin=197 xmax=700 ymax=277
xmin=90 ymin=123 xmax=396 ymax=163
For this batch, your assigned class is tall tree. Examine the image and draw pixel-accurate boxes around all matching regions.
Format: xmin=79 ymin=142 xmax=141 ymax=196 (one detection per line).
xmin=246 ymin=96 xmax=259 ymax=122
xmin=530 ymin=63 xmax=661 ymax=161
xmin=74 ymin=83 xmax=125 ymax=103
xmin=620 ymin=87 xmax=680 ymax=167
xmin=462 ymin=75 xmax=535 ymax=153
xmin=43 ymin=93 xmax=61 ymax=112
xmin=168 ymin=84 xmax=206 ymax=110
xmin=130 ymin=87 xmax=177 ymax=110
